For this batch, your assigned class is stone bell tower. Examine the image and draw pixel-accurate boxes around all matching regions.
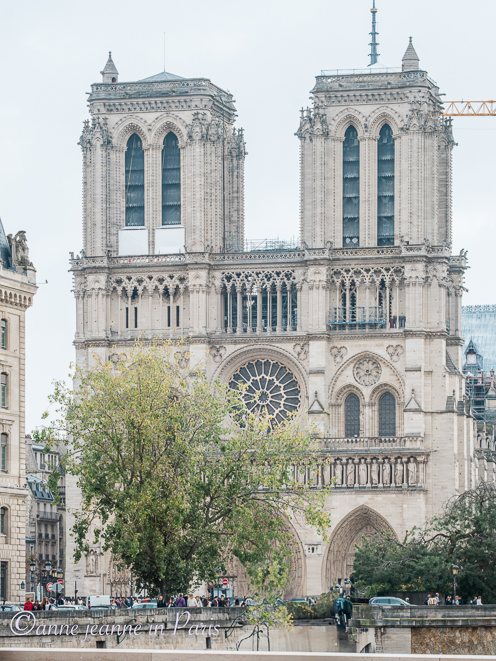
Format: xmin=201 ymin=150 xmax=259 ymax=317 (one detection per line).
xmin=79 ymin=53 xmax=246 ymax=258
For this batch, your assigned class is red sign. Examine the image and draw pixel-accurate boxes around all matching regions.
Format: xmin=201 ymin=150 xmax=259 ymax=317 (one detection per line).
xmin=46 ymin=583 xmax=54 ymax=592
xmin=222 ymin=579 xmax=228 ymax=586
xmin=57 ymin=579 xmax=64 ymax=586
xmin=207 ymin=581 xmax=215 ymax=588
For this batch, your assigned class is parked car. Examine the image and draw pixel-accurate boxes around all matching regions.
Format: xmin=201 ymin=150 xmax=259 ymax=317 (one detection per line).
xmin=52 ymin=605 xmax=87 ymax=611
xmin=369 ymin=597 xmax=410 ymax=606
xmin=0 ymin=604 xmax=22 ymax=612
xmin=130 ymin=602 xmax=158 ymax=609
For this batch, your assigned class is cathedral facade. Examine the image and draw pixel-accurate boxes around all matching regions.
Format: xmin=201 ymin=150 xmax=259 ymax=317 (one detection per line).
xmin=67 ymin=43 xmax=477 ymax=597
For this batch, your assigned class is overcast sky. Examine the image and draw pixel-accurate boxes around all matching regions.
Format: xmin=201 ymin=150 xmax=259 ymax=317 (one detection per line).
xmin=1 ymin=0 xmax=495 ymax=432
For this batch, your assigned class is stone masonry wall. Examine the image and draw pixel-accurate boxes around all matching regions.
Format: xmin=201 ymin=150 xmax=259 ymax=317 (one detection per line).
xmin=412 ymin=626 xmax=496 ymax=656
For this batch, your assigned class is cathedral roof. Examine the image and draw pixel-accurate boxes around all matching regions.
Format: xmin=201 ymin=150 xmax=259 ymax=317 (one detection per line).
xmin=139 ymin=71 xmax=184 ymax=82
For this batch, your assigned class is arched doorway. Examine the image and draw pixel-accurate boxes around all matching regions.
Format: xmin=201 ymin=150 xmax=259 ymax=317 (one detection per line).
xmin=323 ymin=505 xmax=397 ymax=588
xmin=222 ymin=524 xmax=306 ymax=600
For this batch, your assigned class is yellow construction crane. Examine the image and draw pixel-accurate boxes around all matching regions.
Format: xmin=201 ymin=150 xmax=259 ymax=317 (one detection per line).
xmin=443 ymin=101 xmax=496 ymax=116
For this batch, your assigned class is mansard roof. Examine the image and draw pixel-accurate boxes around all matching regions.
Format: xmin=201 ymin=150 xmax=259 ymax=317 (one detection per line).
xmin=0 ymin=218 xmax=12 ymax=270
xmin=139 ymin=71 xmax=184 ymax=82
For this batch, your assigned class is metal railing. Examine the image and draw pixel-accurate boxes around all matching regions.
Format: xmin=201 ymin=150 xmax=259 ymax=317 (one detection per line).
xmin=38 ymin=511 xmax=60 ymax=521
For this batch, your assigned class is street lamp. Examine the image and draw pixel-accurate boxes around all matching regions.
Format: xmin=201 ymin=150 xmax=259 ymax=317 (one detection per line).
xmin=452 ymin=564 xmax=459 ymax=603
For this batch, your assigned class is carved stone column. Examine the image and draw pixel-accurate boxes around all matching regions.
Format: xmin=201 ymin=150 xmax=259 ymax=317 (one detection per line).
xmin=276 ymin=284 xmax=283 ymax=332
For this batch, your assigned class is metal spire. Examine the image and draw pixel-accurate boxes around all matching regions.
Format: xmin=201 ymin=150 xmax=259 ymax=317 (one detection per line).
xmin=368 ymin=0 xmax=380 ymax=66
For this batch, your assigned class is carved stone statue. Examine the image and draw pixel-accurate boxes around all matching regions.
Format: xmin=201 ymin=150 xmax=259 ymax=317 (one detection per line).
xmin=86 ymin=551 xmax=97 ymax=575
xmin=395 ymin=460 xmax=404 ymax=486
xmin=408 ymin=459 xmax=417 ymax=486
xmin=371 ymin=460 xmax=379 ymax=486
xmin=359 ymin=459 xmax=367 ymax=486
xmin=347 ymin=461 xmax=355 ymax=487
xmin=334 ymin=462 xmax=343 ymax=486
xmin=383 ymin=461 xmax=391 ymax=486
xmin=8 ymin=231 xmax=33 ymax=268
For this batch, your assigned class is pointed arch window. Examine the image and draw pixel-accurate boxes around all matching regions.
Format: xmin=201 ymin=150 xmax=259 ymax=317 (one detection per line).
xmin=343 ymin=125 xmax=360 ymax=246
xmin=345 ymin=393 xmax=360 ymax=437
xmin=162 ymin=133 xmax=181 ymax=225
xmin=125 ymin=134 xmax=145 ymax=226
xmin=379 ymin=392 xmax=396 ymax=436
xmin=377 ymin=124 xmax=394 ymax=246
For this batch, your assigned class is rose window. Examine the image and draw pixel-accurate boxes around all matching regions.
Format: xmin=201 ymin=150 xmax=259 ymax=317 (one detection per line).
xmin=229 ymin=359 xmax=301 ymax=424
xmin=353 ymin=358 xmax=382 ymax=386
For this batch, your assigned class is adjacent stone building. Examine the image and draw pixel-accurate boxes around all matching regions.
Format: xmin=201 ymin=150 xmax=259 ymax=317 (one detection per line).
xmin=0 ymin=221 xmax=36 ymax=602
xmin=24 ymin=434 xmax=66 ymax=594
xmin=67 ymin=37 xmax=478 ymax=597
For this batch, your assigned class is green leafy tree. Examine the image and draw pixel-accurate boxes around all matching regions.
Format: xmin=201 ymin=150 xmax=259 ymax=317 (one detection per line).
xmin=352 ymin=482 xmax=496 ymax=602
xmin=44 ymin=341 xmax=331 ymax=598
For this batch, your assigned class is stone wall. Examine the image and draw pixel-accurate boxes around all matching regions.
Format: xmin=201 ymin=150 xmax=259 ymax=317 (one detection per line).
xmin=1 ymin=607 xmax=338 ymax=653
xmin=412 ymin=626 xmax=496 ymax=656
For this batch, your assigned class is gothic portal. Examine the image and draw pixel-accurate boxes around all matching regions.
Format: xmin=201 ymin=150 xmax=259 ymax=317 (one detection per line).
xmin=67 ymin=40 xmax=478 ymax=597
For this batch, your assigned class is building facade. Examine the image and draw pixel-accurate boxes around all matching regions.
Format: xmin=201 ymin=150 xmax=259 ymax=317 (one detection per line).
xmin=68 ymin=43 xmax=478 ymax=597
xmin=24 ymin=434 xmax=66 ymax=596
xmin=0 ymin=222 xmax=36 ymax=602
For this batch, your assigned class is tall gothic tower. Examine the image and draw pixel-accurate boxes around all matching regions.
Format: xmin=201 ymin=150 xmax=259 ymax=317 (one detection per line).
xmin=69 ymin=36 xmax=478 ymax=598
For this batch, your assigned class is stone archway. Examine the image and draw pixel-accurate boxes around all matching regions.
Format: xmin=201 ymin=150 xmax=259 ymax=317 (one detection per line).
xmin=222 ymin=524 xmax=306 ymax=600
xmin=323 ymin=505 xmax=397 ymax=589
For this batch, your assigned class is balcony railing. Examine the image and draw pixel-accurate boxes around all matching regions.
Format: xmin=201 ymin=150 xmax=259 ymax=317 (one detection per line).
xmin=37 ymin=512 xmax=60 ymax=521
xmin=328 ymin=307 xmax=406 ymax=330
xmin=320 ymin=436 xmax=423 ymax=450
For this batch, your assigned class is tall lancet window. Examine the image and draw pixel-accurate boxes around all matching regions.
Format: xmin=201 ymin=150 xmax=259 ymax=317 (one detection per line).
xmin=377 ymin=124 xmax=395 ymax=246
xmin=343 ymin=125 xmax=360 ymax=246
xmin=125 ymin=134 xmax=145 ymax=226
xmin=162 ymin=133 xmax=181 ymax=225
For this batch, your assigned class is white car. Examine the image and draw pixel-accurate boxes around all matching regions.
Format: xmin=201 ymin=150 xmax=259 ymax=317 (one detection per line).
xmin=369 ymin=597 xmax=410 ymax=606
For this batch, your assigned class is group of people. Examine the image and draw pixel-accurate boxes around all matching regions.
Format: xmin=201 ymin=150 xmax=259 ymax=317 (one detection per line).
xmin=158 ymin=594 xmax=250 ymax=608
xmin=425 ymin=593 xmax=483 ymax=605
xmin=23 ymin=596 xmax=58 ymax=611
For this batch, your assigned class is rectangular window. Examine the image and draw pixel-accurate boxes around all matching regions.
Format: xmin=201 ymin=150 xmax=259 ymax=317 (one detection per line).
xmin=176 ymin=306 xmax=180 ymax=327
xmin=1 ymin=320 xmax=6 ymax=350
xmin=134 ymin=307 xmax=138 ymax=329
xmin=0 ymin=434 xmax=7 ymax=472
xmin=167 ymin=306 xmax=171 ymax=328
xmin=1 ymin=374 xmax=7 ymax=409
xmin=0 ymin=510 xmax=4 ymax=535
xmin=0 ymin=561 xmax=6 ymax=599
xmin=125 ymin=307 xmax=129 ymax=329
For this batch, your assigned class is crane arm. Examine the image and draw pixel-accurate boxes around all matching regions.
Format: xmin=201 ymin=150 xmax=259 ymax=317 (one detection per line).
xmin=443 ymin=101 xmax=496 ymax=116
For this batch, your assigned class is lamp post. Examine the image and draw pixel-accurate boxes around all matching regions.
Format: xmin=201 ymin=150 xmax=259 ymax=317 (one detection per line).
xmin=30 ymin=559 xmax=52 ymax=601
xmin=452 ymin=564 xmax=459 ymax=603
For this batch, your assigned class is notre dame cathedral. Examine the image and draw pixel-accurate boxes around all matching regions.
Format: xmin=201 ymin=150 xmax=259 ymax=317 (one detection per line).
xmin=65 ymin=31 xmax=482 ymax=598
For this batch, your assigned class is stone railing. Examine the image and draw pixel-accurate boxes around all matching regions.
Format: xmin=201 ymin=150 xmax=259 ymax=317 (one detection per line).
xmin=353 ymin=603 xmax=496 ymax=627
xmin=321 ymin=436 xmax=423 ymax=450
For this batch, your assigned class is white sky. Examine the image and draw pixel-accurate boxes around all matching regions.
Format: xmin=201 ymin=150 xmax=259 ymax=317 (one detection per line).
xmin=0 ymin=0 xmax=495 ymax=433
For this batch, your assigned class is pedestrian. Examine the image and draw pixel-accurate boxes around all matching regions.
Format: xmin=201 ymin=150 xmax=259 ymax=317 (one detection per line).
xmin=424 ymin=594 xmax=431 ymax=605
xmin=234 ymin=598 xmax=240 ymax=606
xmin=195 ymin=596 xmax=202 ymax=607
xmin=202 ymin=595 xmax=208 ymax=607
xmin=23 ymin=597 xmax=33 ymax=611
xmin=445 ymin=595 xmax=452 ymax=605
xmin=187 ymin=594 xmax=196 ymax=608
xmin=33 ymin=599 xmax=41 ymax=611
xmin=41 ymin=597 xmax=51 ymax=610
xmin=435 ymin=593 xmax=440 ymax=605
xmin=175 ymin=593 xmax=186 ymax=608
xmin=157 ymin=595 xmax=165 ymax=608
